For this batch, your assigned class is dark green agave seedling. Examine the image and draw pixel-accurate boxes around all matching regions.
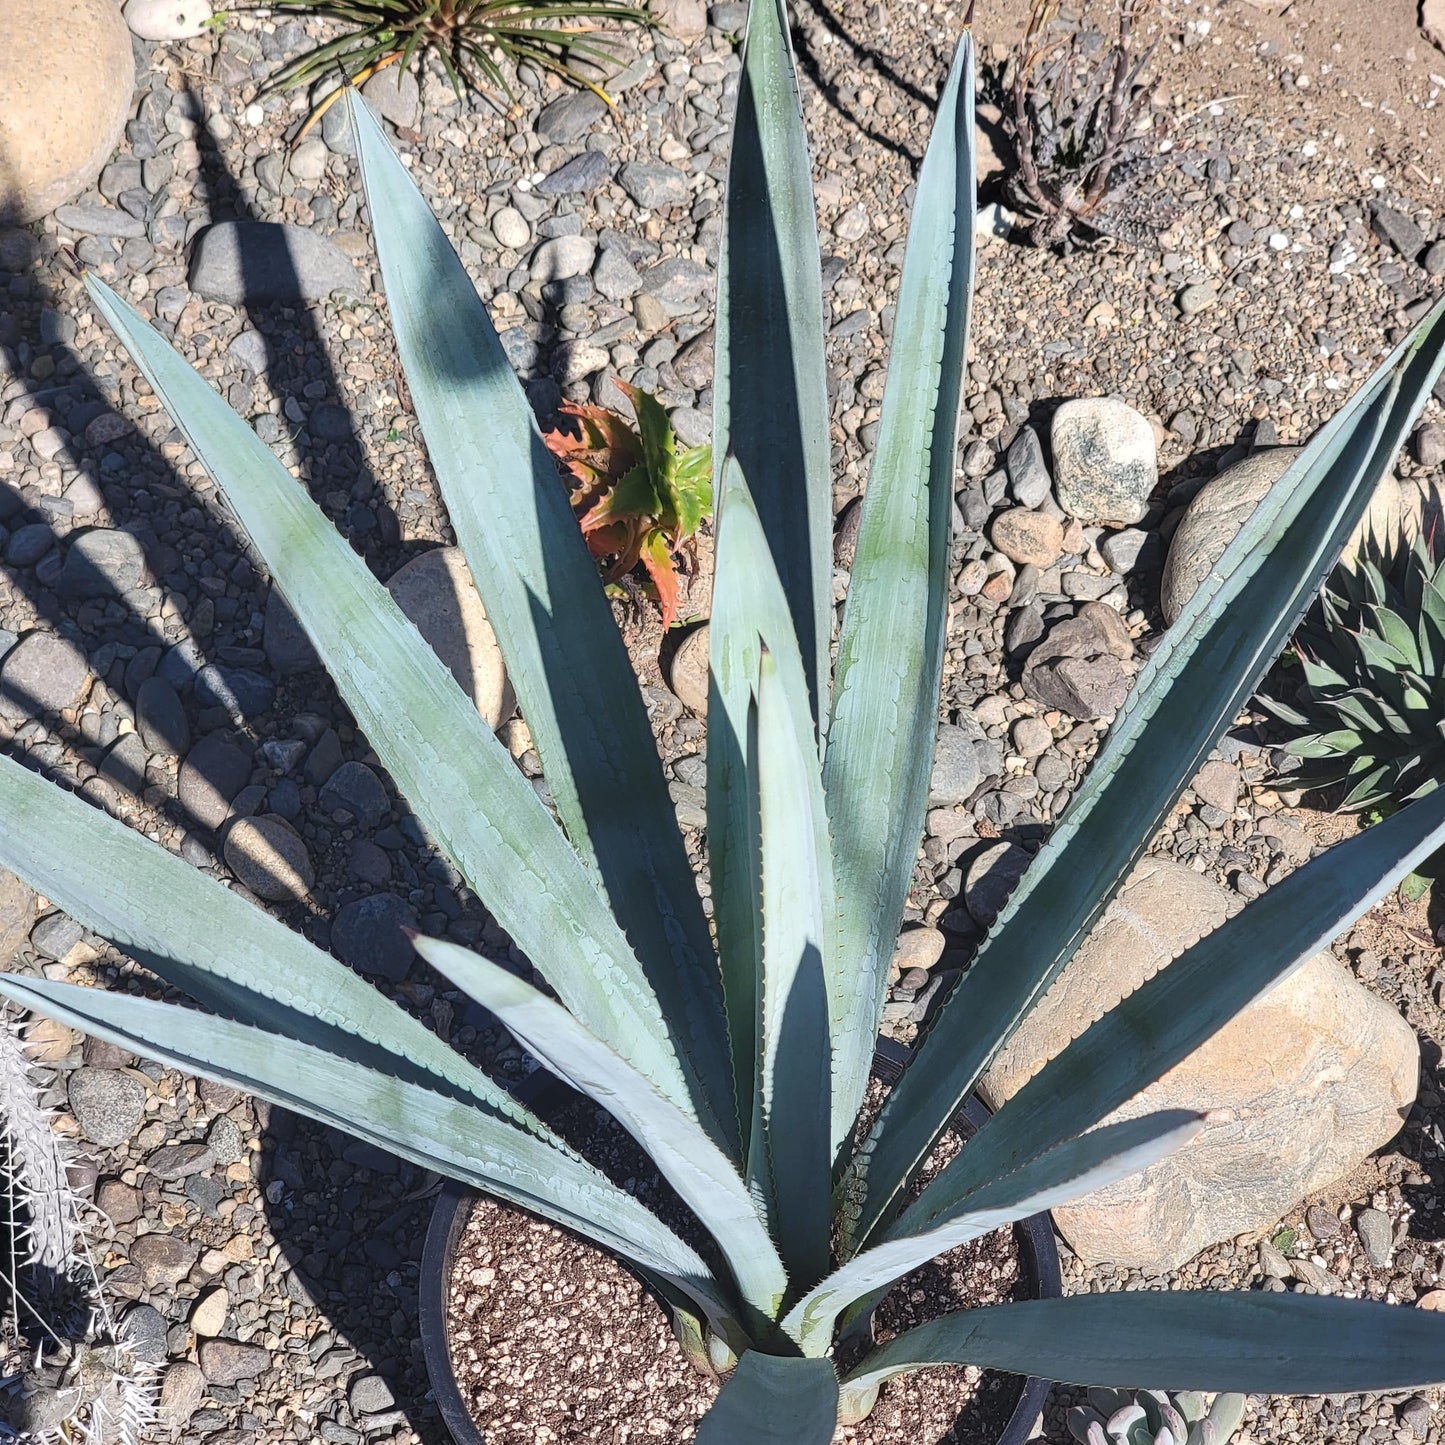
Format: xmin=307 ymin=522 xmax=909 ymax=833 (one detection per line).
xmin=1069 ymin=1389 xmax=1246 ymax=1445
xmin=1263 ymin=527 xmax=1445 ymax=811
xmin=1261 ymin=524 xmax=1445 ymax=897
xmin=2 ymin=1 xmax=1445 ymax=1436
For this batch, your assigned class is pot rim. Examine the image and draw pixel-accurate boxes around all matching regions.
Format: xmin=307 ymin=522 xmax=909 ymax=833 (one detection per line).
xmin=420 ymin=1046 xmax=1062 ymax=1445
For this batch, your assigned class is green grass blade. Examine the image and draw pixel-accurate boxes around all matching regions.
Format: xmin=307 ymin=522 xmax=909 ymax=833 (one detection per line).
xmin=845 ymin=296 xmax=1445 ymax=1253
xmin=714 ymin=0 xmax=833 ymax=731
xmin=81 ymin=272 xmax=707 ymax=1132
xmin=0 ymin=974 xmax=741 ymax=1339
xmin=0 ymin=750 xmax=510 ymax=1116
xmin=414 ymin=936 xmax=789 ymax=1318
xmin=783 ymin=1111 xmax=1202 ymax=1353
xmin=823 ymin=33 xmax=976 ymax=1158
xmin=842 ymin=1293 xmax=1445 ymax=1396
xmin=906 ymin=787 xmax=1445 ymax=1227
xmin=346 ymin=89 xmax=735 ymax=1150
xmin=754 ymin=646 xmax=834 ymax=1287
xmin=696 ymin=1352 xmax=840 ymax=1445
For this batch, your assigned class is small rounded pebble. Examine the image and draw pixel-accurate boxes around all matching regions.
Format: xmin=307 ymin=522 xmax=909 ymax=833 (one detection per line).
xmin=223 ymin=815 xmax=314 ymax=901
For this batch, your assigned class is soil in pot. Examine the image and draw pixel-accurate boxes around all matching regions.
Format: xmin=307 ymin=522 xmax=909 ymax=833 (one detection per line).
xmin=441 ymin=1089 xmax=1031 ymax=1444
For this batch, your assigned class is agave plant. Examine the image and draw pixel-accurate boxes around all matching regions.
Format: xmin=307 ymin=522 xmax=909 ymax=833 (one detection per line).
xmin=543 ymin=381 xmax=712 ymax=628
xmin=1069 ymin=1388 xmax=1247 ymax=1445
xmin=1260 ymin=524 xmax=1445 ymax=899
xmin=1005 ymin=0 xmax=1179 ymax=249
xmin=2 ymin=2 xmax=1445 ymax=1436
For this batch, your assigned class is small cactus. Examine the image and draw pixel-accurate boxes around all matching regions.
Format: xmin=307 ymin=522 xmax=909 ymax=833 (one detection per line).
xmin=0 ymin=1008 xmax=157 ymax=1444
xmin=1068 ymin=1388 xmax=1248 ymax=1445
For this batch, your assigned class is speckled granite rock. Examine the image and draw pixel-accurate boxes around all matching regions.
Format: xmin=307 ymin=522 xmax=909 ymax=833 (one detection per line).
xmin=1162 ymin=447 xmax=1430 ymax=623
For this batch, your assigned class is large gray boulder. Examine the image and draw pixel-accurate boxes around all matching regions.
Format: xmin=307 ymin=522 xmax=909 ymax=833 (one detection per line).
xmin=385 ymin=547 xmax=512 ymax=729
xmin=1161 ymin=449 xmax=1300 ymax=625
xmin=189 ymin=222 xmax=360 ymax=305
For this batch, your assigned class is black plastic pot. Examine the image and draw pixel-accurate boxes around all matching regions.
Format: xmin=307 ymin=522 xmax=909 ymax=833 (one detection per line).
xmin=420 ymin=1045 xmax=1062 ymax=1445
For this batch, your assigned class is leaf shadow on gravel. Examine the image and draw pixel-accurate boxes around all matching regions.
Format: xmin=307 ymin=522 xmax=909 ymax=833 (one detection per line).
xmin=787 ymin=0 xmax=929 ymax=171
xmin=0 ymin=286 xmax=224 ymax=848
xmin=184 ymin=88 xmax=477 ymax=1440
xmin=0 ymin=314 xmax=439 ymax=1433
xmin=0 ymin=100 xmax=490 ymax=1443
xmin=185 ymin=84 xmax=407 ymax=577
xmin=1398 ymin=1035 xmax=1445 ymax=1245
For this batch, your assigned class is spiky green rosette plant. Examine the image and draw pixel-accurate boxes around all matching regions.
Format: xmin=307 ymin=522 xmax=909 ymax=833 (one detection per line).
xmin=1 ymin=4 xmax=1445 ymax=1436
xmin=1261 ymin=526 xmax=1445 ymax=898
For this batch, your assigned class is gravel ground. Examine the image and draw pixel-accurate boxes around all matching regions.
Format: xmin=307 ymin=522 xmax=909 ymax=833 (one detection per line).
xmin=0 ymin=0 xmax=1443 ymax=1441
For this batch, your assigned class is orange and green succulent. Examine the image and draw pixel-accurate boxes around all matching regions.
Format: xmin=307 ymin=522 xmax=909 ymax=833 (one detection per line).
xmin=544 ymin=382 xmax=712 ymax=628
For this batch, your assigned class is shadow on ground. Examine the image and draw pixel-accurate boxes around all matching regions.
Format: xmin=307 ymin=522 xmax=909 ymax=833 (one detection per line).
xmin=0 ymin=73 xmax=506 ymax=1442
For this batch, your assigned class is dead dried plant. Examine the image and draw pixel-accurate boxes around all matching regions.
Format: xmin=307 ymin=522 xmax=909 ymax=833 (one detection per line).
xmin=1006 ymin=0 xmax=1179 ymax=249
xmin=0 ymin=1010 xmax=156 ymax=1444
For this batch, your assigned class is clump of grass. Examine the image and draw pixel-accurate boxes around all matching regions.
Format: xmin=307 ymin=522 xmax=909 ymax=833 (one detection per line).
xmin=259 ymin=0 xmax=651 ymax=118
xmin=0 ymin=1009 xmax=156 ymax=1444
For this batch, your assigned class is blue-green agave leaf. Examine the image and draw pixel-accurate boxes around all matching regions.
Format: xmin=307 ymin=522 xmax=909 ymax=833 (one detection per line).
xmin=708 ymin=457 xmax=854 ymax=1173
xmin=845 ymin=296 xmax=1445 ymax=1252
xmin=754 ymin=645 xmax=834 ymax=1287
xmin=823 ymin=33 xmax=976 ymax=1158
xmin=81 ymin=272 xmax=708 ymax=1133
xmin=0 ymin=973 xmax=741 ymax=1339
xmin=714 ymin=0 xmax=833 ymax=731
xmin=0 ymin=750 xmax=519 ymax=1119
xmin=413 ymin=935 xmax=789 ymax=1318
xmin=842 ymin=1293 xmax=1445 ymax=1396
xmin=906 ymin=787 xmax=1445 ymax=1224
xmin=695 ymin=1351 xmax=839 ymax=1445
xmin=782 ymin=1110 xmax=1202 ymax=1354
xmin=346 ymin=88 xmax=735 ymax=1151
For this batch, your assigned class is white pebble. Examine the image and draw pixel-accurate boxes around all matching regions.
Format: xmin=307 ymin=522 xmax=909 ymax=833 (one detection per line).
xmin=244 ymin=102 xmax=264 ymax=127
xmin=975 ymin=202 xmax=1015 ymax=248
xmin=123 ymin=0 xmax=213 ymax=39
xmin=288 ymin=139 xmax=328 ymax=183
